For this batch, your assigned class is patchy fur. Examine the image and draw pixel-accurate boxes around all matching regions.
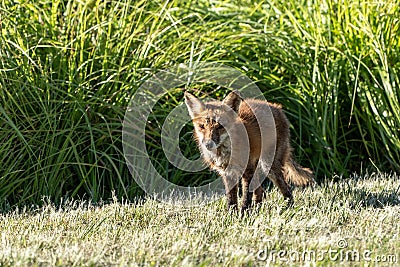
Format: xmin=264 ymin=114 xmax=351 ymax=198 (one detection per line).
xmin=184 ymin=91 xmax=314 ymax=211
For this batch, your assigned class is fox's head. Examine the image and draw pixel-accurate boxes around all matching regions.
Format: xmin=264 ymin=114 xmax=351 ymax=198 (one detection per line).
xmin=184 ymin=91 xmax=242 ymax=151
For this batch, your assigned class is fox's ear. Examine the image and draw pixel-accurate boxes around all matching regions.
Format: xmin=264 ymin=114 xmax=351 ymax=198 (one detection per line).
xmin=184 ymin=91 xmax=205 ymax=118
xmin=223 ymin=90 xmax=242 ymax=112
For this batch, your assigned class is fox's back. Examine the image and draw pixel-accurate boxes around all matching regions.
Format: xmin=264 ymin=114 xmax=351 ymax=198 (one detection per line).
xmin=238 ymin=99 xmax=290 ymax=164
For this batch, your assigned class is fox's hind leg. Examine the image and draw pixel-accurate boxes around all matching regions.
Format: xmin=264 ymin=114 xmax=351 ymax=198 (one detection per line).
xmin=250 ymin=168 xmax=264 ymax=205
xmin=269 ymin=161 xmax=293 ymax=205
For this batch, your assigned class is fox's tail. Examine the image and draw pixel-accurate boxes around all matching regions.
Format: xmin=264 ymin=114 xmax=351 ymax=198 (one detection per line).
xmin=283 ymin=157 xmax=315 ymax=187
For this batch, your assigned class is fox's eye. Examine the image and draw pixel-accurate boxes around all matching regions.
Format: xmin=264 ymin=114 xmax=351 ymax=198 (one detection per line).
xmin=199 ymin=124 xmax=205 ymax=129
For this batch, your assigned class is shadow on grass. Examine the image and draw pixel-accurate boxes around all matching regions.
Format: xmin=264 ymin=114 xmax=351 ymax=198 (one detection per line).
xmin=350 ymin=188 xmax=400 ymax=209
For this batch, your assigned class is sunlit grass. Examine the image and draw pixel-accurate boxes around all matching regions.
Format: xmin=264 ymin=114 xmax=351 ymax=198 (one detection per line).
xmin=0 ymin=173 xmax=399 ymax=266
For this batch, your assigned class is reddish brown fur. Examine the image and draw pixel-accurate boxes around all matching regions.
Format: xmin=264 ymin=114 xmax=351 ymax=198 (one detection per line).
xmin=184 ymin=91 xmax=314 ymax=212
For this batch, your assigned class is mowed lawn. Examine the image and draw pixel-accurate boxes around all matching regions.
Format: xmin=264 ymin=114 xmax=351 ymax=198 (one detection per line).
xmin=0 ymin=173 xmax=398 ymax=266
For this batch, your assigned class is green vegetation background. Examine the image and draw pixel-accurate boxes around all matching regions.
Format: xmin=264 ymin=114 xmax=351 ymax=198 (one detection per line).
xmin=1 ymin=0 xmax=399 ymax=206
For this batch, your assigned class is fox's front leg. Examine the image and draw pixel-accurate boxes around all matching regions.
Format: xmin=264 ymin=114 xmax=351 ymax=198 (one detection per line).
xmin=226 ymin=184 xmax=238 ymax=210
xmin=222 ymin=175 xmax=239 ymax=210
xmin=241 ymin=167 xmax=255 ymax=212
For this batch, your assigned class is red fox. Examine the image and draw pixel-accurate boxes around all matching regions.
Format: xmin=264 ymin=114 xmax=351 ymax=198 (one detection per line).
xmin=184 ymin=90 xmax=314 ymax=211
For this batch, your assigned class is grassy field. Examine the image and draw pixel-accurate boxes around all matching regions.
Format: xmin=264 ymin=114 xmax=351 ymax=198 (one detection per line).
xmin=0 ymin=173 xmax=398 ymax=266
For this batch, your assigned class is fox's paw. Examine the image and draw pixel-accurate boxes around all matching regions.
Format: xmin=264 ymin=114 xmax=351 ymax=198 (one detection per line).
xmin=226 ymin=202 xmax=238 ymax=213
xmin=240 ymin=203 xmax=256 ymax=216
xmin=284 ymin=197 xmax=294 ymax=209
xmin=240 ymin=205 xmax=248 ymax=214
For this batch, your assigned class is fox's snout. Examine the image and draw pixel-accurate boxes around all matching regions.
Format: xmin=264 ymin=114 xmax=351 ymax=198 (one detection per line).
xmin=203 ymin=140 xmax=217 ymax=150
xmin=198 ymin=125 xmax=230 ymax=151
xmin=201 ymin=128 xmax=226 ymax=151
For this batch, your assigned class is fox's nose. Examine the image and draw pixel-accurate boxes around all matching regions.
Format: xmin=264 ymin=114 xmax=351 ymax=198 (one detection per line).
xmin=204 ymin=140 xmax=217 ymax=150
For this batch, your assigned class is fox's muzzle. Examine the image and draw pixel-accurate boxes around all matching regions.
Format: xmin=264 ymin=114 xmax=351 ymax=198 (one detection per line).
xmin=204 ymin=140 xmax=217 ymax=150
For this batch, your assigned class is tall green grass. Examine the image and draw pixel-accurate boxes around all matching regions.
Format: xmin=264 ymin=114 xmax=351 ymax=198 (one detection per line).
xmin=0 ymin=0 xmax=399 ymax=206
